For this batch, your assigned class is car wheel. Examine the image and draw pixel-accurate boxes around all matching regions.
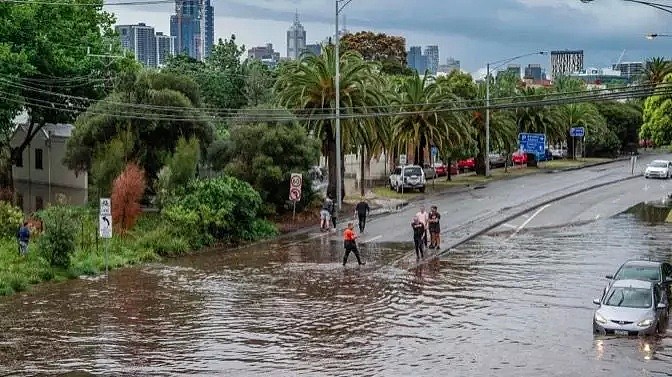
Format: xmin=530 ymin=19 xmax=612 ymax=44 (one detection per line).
xmin=419 ymin=186 xmax=426 ymax=193
xmin=396 ymin=185 xmax=402 ymax=193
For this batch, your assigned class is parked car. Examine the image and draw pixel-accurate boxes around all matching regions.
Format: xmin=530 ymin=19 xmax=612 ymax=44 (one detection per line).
xmin=434 ymin=163 xmax=458 ymax=177
xmin=389 ymin=165 xmax=426 ymax=193
xmin=457 ymin=158 xmax=475 ymax=172
xmin=602 ymin=260 xmax=672 ymax=306
xmin=488 ymin=153 xmax=506 ymax=169
xmin=644 ymin=160 xmax=672 ymax=179
xmin=593 ymin=279 xmax=668 ymax=336
xmin=536 ymin=149 xmax=554 ymax=162
xmin=511 ymin=151 xmax=528 ymax=165
xmin=550 ymin=148 xmax=568 ymax=159
xmin=423 ymin=164 xmax=437 ymax=180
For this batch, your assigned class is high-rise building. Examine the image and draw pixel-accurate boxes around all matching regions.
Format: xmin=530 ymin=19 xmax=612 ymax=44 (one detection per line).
xmin=550 ymin=50 xmax=584 ymax=78
xmin=612 ymin=61 xmax=644 ymax=82
xmin=407 ymin=46 xmax=427 ymax=73
xmin=438 ymin=57 xmax=460 ymax=74
xmin=287 ymin=12 xmax=307 ymax=59
xmin=524 ymin=64 xmax=543 ymax=81
xmin=503 ymin=64 xmax=521 ymax=78
xmin=170 ymin=0 xmax=214 ymax=61
xmin=155 ymin=32 xmax=176 ymax=67
xmin=424 ymin=45 xmax=439 ymax=75
xmin=306 ymin=43 xmax=322 ymax=56
xmin=115 ymin=23 xmax=157 ymax=67
xmin=248 ymin=43 xmax=281 ymax=68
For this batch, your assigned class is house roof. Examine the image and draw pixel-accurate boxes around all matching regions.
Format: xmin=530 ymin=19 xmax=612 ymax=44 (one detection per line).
xmin=42 ymin=123 xmax=74 ymax=138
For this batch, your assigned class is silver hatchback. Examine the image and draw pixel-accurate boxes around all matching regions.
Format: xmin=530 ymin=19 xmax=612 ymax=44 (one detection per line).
xmin=593 ymin=279 xmax=668 ymax=336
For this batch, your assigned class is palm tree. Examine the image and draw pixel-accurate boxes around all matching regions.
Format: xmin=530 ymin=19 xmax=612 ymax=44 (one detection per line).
xmin=274 ymin=46 xmax=382 ymax=202
xmin=552 ymin=103 xmax=606 ymax=158
xmin=514 ymin=87 xmax=565 ymax=146
xmin=390 ymin=74 xmax=470 ymax=169
xmin=642 ymin=57 xmax=672 ymax=85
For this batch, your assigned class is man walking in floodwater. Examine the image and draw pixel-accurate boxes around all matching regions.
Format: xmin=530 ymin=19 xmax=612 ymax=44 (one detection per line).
xmin=415 ymin=205 xmax=429 ymax=247
xmin=17 ymin=221 xmax=30 ymax=256
xmin=343 ymin=222 xmax=365 ymax=266
xmin=428 ymin=205 xmax=441 ymax=250
xmin=411 ymin=216 xmax=425 ymax=260
xmin=354 ymin=198 xmax=370 ymax=233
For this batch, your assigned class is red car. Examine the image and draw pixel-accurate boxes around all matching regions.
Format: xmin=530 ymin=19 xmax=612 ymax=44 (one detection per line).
xmin=434 ymin=163 xmax=458 ymax=176
xmin=457 ymin=158 xmax=475 ymax=172
xmin=512 ymin=151 xmax=528 ymax=165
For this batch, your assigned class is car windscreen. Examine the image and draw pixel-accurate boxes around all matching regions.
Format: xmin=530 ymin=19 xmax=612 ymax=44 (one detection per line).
xmin=404 ymin=167 xmax=422 ymax=176
xmin=604 ymin=287 xmax=652 ymax=309
xmin=650 ymin=161 xmax=668 ymax=168
xmin=615 ymin=266 xmax=660 ymax=282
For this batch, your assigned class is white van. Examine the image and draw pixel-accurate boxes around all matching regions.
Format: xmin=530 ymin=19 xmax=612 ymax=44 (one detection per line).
xmin=389 ymin=165 xmax=426 ymax=193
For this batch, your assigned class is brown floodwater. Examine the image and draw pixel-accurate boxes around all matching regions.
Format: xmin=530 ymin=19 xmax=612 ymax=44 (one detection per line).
xmin=0 ymin=212 xmax=671 ymax=376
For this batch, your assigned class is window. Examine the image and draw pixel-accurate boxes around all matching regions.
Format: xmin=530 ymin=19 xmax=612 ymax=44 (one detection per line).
xmin=35 ymin=148 xmax=43 ymax=170
xmin=15 ymin=151 xmax=23 ymax=168
xmin=403 ymin=167 xmax=422 ymax=177
xmin=615 ymin=265 xmax=661 ymax=282
xmin=605 ymin=287 xmax=652 ymax=309
xmin=35 ymin=196 xmax=43 ymax=211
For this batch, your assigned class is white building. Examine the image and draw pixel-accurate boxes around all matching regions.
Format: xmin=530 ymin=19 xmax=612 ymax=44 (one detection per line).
xmin=11 ymin=123 xmax=88 ymax=213
xmin=550 ymin=50 xmax=584 ymax=78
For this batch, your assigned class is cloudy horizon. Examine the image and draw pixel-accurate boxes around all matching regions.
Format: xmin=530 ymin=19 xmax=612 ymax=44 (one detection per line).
xmin=105 ymin=0 xmax=672 ymax=74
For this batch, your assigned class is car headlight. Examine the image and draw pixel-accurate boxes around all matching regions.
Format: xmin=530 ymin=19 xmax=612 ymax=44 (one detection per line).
xmin=595 ymin=312 xmax=608 ymax=324
xmin=637 ymin=319 xmax=654 ymax=327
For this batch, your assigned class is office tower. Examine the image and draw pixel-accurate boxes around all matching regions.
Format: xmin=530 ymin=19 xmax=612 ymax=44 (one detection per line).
xmin=504 ymin=64 xmax=521 ymax=78
xmin=550 ymin=50 xmax=584 ymax=78
xmin=248 ymin=43 xmax=281 ymax=68
xmin=612 ymin=61 xmax=644 ymax=81
xmin=407 ymin=46 xmax=427 ymax=73
xmin=115 ymin=23 xmax=157 ymax=67
xmin=424 ymin=45 xmax=439 ymax=75
xmin=155 ymin=32 xmax=176 ymax=67
xmin=287 ymin=12 xmax=307 ymax=59
xmin=306 ymin=43 xmax=322 ymax=56
xmin=524 ymin=64 xmax=543 ymax=81
xmin=170 ymin=0 xmax=214 ymax=61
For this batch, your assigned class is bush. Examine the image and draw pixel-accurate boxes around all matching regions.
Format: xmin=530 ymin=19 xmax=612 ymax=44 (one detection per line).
xmin=155 ymin=136 xmax=200 ymax=209
xmin=35 ymin=205 xmax=77 ymax=268
xmin=164 ymin=176 xmax=277 ymax=243
xmin=134 ymin=226 xmax=190 ymax=256
xmin=0 ymin=201 xmax=22 ymax=238
xmin=111 ymin=163 xmax=146 ymax=234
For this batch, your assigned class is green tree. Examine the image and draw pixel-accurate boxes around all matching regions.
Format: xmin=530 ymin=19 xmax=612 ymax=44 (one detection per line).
xmin=275 ymin=45 xmax=382 ymax=202
xmin=340 ymin=31 xmax=413 ymax=75
xmin=156 ymin=136 xmax=200 ymax=208
xmin=552 ymin=103 xmax=606 ymax=158
xmin=64 ymin=70 xmax=214 ymax=186
xmin=595 ymin=101 xmax=642 ymax=154
xmin=242 ymin=59 xmax=275 ymax=106
xmin=641 ymin=74 xmax=672 ymax=146
xmin=642 ymin=57 xmax=672 ymax=85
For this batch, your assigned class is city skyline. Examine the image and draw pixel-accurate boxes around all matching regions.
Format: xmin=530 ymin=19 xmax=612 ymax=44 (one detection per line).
xmin=105 ymin=0 xmax=672 ymax=74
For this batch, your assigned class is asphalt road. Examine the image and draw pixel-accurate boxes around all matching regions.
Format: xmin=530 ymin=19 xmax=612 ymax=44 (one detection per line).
xmin=348 ymin=153 xmax=671 ymax=246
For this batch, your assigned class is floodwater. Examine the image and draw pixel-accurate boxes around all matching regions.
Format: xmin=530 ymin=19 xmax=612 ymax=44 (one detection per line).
xmin=0 ymin=209 xmax=671 ymax=376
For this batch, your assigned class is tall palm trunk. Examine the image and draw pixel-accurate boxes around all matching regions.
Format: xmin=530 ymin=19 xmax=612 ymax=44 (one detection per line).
xmin=359 ymin=146 xmax=366 ymax=197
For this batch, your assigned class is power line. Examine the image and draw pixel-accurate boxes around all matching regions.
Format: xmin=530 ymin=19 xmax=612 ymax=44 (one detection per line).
xmin=0 ymin=0 xmax=174 ymax=6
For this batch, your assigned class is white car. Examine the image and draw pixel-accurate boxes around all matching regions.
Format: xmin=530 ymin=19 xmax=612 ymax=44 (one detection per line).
xmin=389 ymin=165 xmax=426 ymax=193
xmin=644 ymin=160 xmax=672 ymax=179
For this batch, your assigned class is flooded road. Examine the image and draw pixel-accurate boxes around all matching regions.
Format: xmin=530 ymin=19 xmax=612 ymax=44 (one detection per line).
xmin=1 ymin=210 xmax=671 ymax=376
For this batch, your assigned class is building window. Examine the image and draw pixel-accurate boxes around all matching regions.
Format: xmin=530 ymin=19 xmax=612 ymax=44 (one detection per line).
xmin=35 ymin=196 xmax=43 ymax=211
xmin=15 ymin=151 xmax=23 ymax=167
xmin=35 ymin=148 xmax=43 ymax=170
xmin=16 ymin=194 xmax=23 ymax=212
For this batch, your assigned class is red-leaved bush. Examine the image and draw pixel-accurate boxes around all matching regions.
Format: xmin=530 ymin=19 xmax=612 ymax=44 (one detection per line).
xmin=111 ymin=162 xmax=146 ymax=235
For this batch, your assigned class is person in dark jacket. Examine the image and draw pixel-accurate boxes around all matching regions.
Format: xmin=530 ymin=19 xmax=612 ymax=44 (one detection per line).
xmin=17 ymin=222 xmax=30 ymax=256
xmin=411 ymin=216 xmax=425 ymax=260
xmin=354 ymin=198 xmax=370 ymax=233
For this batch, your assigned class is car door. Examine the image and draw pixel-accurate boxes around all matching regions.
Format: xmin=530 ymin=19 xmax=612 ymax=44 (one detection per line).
xmin=662 ymin=263 xmax=672 ymax=303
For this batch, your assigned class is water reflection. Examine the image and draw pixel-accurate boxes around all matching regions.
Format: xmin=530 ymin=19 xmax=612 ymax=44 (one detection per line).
xmin=0 ymin=215 xmax=670 ymax=376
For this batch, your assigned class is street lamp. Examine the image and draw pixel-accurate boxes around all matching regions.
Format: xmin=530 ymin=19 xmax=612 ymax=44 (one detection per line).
xmin=334 ymin=0 xmax=354 ymax=211
xmin=484 ymin=51 xmax=548 ymax=177
xmin=646 ymin=33 xmax=672 ymax=39
xmin=580 ymin=0 xmax=672 ymax=14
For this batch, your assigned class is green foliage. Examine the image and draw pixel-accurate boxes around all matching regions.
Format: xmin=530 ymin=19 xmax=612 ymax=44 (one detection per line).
xmin=164 ymin=176 xmax=276 ymax=244
xmin=641 ymin=74 xmax=672 ymax=146
xmin=210 ymin=110 xmax=320 ymax=214
xmin=595 ymin=101 xmax=642 ymax=153
xmin=156 ymin=137 xmax=200 ymax=208
xmin=0 ymin=201 xmax=22 ymax=238
xmin=35 ymin=205 xmax=77 ymax=268
xmin=90 ymin=132 xmax=134 ymax=196
xmin=243 ymin=60 xmax=275 ymax=106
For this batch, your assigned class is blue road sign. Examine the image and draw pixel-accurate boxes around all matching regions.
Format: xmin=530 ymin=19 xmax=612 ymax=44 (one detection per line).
xmin=431 ymin=146 xmax=438 ymax=157
xmin=570 ymin=127 xmax=585 ymax=137
xmin=518 ymin=133 xmax=546 ymax=157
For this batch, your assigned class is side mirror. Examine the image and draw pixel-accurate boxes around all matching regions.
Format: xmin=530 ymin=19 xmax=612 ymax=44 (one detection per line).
xmin=665 ymin=276 xmax=672 ymax=283
xmin=605 ymin=275 xmax=613 ymax=280
xmin=593 ymin=299 xmax=601 ymax=305
xmin=657 ymin=302 xmax=667 ymax=309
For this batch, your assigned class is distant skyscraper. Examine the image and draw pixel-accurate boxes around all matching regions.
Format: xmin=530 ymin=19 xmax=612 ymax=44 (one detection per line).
xmin=504 ymin=64 xmax=521 ymax=78
xmin=550 ymin=50 xmax=584 ymax=78
xmin=287 ymin=12 xmax=307 ymax=59
xmin=425 ymin=45 xmax=439 ymax=75
xmin=407 ymin=46 xmax=427 ymax=73
xmin=613 ymin=61 xmax=644 ymax=82
xmin=439 ymin=57 xmax=460 ymax=73
xmin=524 ymin=64 xmax=543 ymax=81
xmin=306 ymin=43 xmax=322 ymax=56
xmin=115 ymin=23 xmax=157 ymax=67
xmin=170 ymin=0 xmax=214 ymax=61
xmin=248 ymin=43 xmax=281 ymax=68
xmin=155 ymin=32 xmax=176 ymax=67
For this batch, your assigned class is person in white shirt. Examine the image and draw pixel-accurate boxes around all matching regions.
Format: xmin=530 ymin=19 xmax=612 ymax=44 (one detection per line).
xmin=415 ymin=205 xmax=429 ymax=247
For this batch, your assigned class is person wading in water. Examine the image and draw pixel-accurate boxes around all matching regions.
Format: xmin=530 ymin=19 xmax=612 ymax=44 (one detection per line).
xmin=411 ymin=216 xmax=425 ymax=260
xmin=342 ymin=222 xmax=365 ymax=266
xmin=354 ymin=198 xmax=370 ymax=233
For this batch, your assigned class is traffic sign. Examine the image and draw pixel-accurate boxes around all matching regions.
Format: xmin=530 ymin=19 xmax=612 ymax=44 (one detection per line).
xmin=289 ymin=173 xmax=302 ymax=202
xmin=518 ymin=133 xmax=546 ymax=157
xmin=400 ymin=154 xmax=407 ymax=165
xmin=431 ymin=146 xmax=438 ymax=157
xmin=99 ymin=198 xmax=112 ymax=239
xmin=570 ymin=127 xmax=585 ymax=137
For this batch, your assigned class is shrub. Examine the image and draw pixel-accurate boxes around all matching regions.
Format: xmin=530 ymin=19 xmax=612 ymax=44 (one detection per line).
xmin=35 ymin=205 xmax=77 ymax=268
xmin=90 ymin=132 xmax=134 ymax=197
xmin=134 ymin=227 xmax=191 ymax=256
xmin=111 ymin=163 xmax=146 ymax=234
xmin=164 ymin=176 xmax=276 ymax=243
xmin=0 ymin=201 xmax=23 ymax=239
xmin=155 ymin=136 xmax=200 ymax=209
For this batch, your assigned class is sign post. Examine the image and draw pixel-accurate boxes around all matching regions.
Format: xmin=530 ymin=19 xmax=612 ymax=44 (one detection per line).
xmin=289 ymin=173 xmax=303 ymax=224
xmin=399 ymin=154 xmax=407 ymax=166
xmin=99 ymin=198 xmax=112 ymax=276
xmin=570 ymin=127 xmax=585 ymax=160
xmin=518 ymin=133 xmax=546 ymax=164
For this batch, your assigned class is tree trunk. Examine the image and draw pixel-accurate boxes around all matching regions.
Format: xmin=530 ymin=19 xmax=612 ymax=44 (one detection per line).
xmin=446 ymin=158 xmax=452 ymax=181
xmin=359 ymin=146 xmax=365 ymax=197
xmin=326 ymin=134 xmax=337 ymax=201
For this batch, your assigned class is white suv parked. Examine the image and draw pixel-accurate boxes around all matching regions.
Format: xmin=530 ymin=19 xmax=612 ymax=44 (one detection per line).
xmin=389 ymin=165 xmax=426 ymax=193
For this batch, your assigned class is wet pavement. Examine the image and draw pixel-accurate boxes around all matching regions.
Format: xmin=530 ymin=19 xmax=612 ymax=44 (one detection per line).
xmin=1 ymin=206 xmax=671 ymax=376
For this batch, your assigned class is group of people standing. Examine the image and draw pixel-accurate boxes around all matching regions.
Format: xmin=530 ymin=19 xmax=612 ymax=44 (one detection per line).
xmin=411 ymin=205 xmax=441 ymax=260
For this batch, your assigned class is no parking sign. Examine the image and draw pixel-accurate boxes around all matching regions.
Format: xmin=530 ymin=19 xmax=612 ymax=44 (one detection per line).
xmin=289 ymin=173 xmax=302 ymax=202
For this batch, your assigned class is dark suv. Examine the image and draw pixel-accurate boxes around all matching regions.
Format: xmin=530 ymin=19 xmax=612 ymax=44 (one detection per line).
xmin=602 ymin=260 xmax=672 ymax=308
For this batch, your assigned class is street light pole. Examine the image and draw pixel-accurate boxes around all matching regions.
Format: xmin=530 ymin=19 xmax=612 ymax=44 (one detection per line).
xmin=646 ymin=33 xmax=672 ymax=39
xmin=334 ymin=0 xmax=353 ymax=211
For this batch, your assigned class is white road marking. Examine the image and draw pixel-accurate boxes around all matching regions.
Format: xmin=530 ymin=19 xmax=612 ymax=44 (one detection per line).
xmin=361 ymin=235 xmax=382 ymax=243
xmin=595 ymin=214 xmax=601 ymax=220
xmin=643 ymin=184 xmax=650 ymax=192
xmin=501 ymin=223 xmax=517 ymax=229
xmin=508 ymin=204 xmax=552 ymax=239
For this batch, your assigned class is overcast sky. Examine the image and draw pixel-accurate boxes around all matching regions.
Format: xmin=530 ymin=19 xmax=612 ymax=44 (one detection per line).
xmin=106 ymin=0 xmax=672 ymax=74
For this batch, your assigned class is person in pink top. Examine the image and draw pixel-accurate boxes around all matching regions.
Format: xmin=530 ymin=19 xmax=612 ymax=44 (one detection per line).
xmin=415 ymin=205 xmax=429 ymax=247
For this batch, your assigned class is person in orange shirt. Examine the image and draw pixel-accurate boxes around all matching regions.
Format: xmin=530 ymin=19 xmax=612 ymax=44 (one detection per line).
xmin=343 ymin=222 xmax=365 ymax=266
